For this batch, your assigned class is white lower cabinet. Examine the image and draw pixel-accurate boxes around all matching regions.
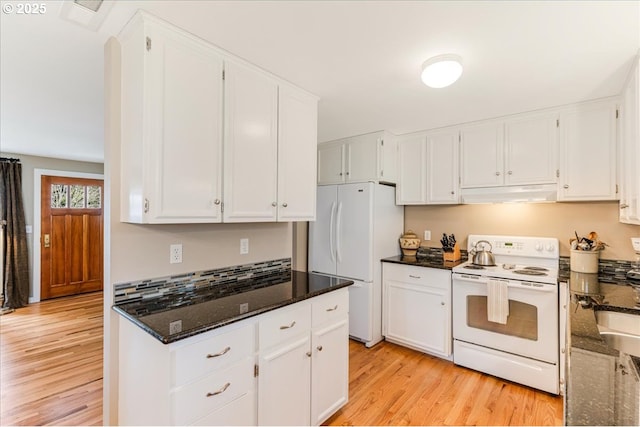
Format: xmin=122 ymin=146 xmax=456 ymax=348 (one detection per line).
xmin=118 ymin=289 xmax=349 ymax=426
xmin=382 ymin=263 xmax=452 ymax=359
xmin=257 ymin=289 xmax=349 ymax=426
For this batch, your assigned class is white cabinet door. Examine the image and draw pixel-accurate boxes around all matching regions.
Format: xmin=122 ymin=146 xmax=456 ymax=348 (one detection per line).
xmin=311 ymin=318 xmax=349 ymax=426
xmin=619 ymin=56 xmax=640 ymax=224
xmin=558 ymin=99 xmax=618 ymax=201
xmin=504 ymin=113 xmax=558 ymax=185
xmin=383 ymin=264 xmax=452 ymax=358
xmin=120 ymin=15 xmax=224 ymax=223
xmin=277 ymin=85 xmax=318 ymax=221
xmin=223 ymin=61 xmax=279 ymax=222
xmin=317 ymin=142 xmax=345 ymax=185
xmin=426 ymin=129 xmax=459 ymax=204
xmin=460 ymin=121 xmax=504 ymax=188
xmin=396 ymin=135 xmax=427 ymax=204
xmin=258 ymin=334 xmax=311 ymax=426
xmin=346 ymin=134 xmax=379 ymax=183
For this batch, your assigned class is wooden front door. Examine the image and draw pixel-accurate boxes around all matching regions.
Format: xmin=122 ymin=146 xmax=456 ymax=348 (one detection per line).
xmin=40 ymin=176 xmax=103 ymax=300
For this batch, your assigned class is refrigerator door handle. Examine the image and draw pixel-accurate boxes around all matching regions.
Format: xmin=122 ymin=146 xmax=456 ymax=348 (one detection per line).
xmin=329 ymin=201 xmax=337 ymax=263
xmin=336 ymin=202 xmax=343 ymax=263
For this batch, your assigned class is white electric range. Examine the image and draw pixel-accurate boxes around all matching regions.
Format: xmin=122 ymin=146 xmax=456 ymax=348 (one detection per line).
xmin=451 ymin=234 xmax=561 ymax=394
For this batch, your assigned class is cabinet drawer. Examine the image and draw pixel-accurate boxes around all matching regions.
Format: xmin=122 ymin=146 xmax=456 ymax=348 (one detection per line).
xmin=384 ymin=263 xmax=429 ymax=285
xmin=191 ymin=392 xmax=256 ymax=426
xmin=259 ymin=303 xmax=311 ymax=350
xmin=312 ymin=289 xmax=349 ymax=327
xmin=171 ymin=323 xmax=255 ymax=387
xmin=171 ymin=357 xmax=254 ymax=425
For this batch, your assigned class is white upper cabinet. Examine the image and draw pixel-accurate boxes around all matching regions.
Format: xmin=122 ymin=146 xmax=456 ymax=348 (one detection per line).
xmin=459 ymin=121 xmax=504 ymax=188
xmin=223 ymin=61 xmax=279 ymax=222
xmin=396 ymin=128 xmax=458 ymax=205
xmin=317 ymin=131 xmax=397 ymax=185
xmin=120 ymin=13 xmax=224 ymax=223
xmin=277 ymin=84 xmax=319 ymax=222
xmin=558 ymin=98 xmax=618 ymax=201
xmin=504 ymin=113 xmax=558 ymax=185
xmin=119 ymin=12 xmax=318 ymax=224
xmin=426 ymin=128 xmax=459 ymax=204
xmin=396 ymin=135 xmax=427 ymax=204
xmin=619 ymin=55 xmax=640 ymax=224
xmin=460 ymin=114 xmax=558 ymax=189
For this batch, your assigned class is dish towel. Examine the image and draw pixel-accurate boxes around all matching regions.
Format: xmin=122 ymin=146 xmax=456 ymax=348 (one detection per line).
xmin=487 ymin=279 xmax=509 ymax=324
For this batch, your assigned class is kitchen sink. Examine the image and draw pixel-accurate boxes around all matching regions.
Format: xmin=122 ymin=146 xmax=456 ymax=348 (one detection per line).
xmin=595 ymin=309 xmax=640 ymax=357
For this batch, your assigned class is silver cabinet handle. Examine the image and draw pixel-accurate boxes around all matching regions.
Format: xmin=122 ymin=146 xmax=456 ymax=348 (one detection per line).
xmin=409 ymin=275 xmax=421 ymax=279
xmin=326 ymin=305 xmax=338 ymax=312
xmin=206 ymin=346 xmax=230 ymax=359
xmin=563 ymin=184 xmax=569 ymax=189
xmin=282 ymin=203 xmax=288 ymax=207
xmin=280 ymin=321 xmax=296 ymax=330
xmin=271 ymin=201 xmax=277 ymax=207
xmin=214 ymin=199 xmax=221 ymax=205
xmin=620 ymin=203 xmax=629 ymax=209
xmin=144 ymin=198 xmax=149 ymax=213
xmin=206 ymin=382 xmax=230 ymax=397
xmin=317 ymin=345 xmax=323 ymax=351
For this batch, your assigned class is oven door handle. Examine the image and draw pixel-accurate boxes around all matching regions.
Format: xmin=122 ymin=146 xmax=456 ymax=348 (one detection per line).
xmin=506 ymin=282 xmax=556 ymax=292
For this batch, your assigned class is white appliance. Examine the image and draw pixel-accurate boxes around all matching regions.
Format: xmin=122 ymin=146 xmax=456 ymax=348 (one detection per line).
xmin=452 ymin=234 xmax=560 ymax=394
xmin=309 ymin=182 xmax=403 ymax=347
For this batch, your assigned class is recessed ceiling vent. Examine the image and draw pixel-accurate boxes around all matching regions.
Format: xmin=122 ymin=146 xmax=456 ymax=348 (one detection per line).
xmin=59 ymin=0 xmax=113 ymax=31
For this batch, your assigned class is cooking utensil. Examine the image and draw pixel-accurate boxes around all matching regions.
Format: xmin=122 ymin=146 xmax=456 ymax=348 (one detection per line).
xmin=471 ymin=240 xmax=496 ymax=266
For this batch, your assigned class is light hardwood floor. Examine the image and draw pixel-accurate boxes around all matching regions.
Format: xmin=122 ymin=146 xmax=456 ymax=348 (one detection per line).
xmin=0 ymin=292 xmax=103 ymax=426
xmin=326 ymin=340 xmax=563 ymax=426
xmin=0 ymin=292 xmax=562 ymax=426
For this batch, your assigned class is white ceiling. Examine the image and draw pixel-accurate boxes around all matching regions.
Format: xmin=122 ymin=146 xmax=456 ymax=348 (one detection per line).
xmin=1 ymin=0 xmax=639 ymax=163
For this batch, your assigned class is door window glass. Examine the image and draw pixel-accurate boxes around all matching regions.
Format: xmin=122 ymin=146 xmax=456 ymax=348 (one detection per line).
xmin=86 ymin=186 xmax=101 ymax=208
xmin=466 ymin=295 xmax=538 ymax=341
xmin=70 ymin=185 xmax=85 ymax=208
xmin=51 ymin=184 xmax=68 ymax=208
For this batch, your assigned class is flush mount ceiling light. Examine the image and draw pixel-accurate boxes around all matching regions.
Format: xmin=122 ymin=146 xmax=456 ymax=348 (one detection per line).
xmin=74 ymin=0 xmax=103 ymax=12
xmin=59 ymin=0 xmax=113 ymax=31
xmin=421 ymin=54 xmax=463 ymax=88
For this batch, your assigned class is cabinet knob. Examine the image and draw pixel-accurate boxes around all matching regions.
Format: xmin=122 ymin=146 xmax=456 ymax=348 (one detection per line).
xmin=317 ymin=345 xmax=323 ymax=351
xmin=620 ymin=203 xmax=629 ymax=209
xmin=144 ymin=198 xmax=149 ymax=213
xmin=450 ymin=191 xmax=455 ymax=195
xmin=282 ymin=203 xmax=288 ymax=208
xmin=306 ymin=351 xmax=312 ymax=357
xmin=563 ymin=184 xmax=569 ymax=189
xmin=441 ymin=302 xmax=445 ymax=306
xmin=214 ymin=199 xmax=221 ymax=205
xmin=507 ymin=170 xmax=513 ymax=175
xmin=339 ymin=172 xmax=343 ymax=176
xmin=495 ymin=172 xmax=501 ymax=176
xmin=271 ymin=202 xmax=277 ymax=207
xmin=346 ymin=171 xmax=350 ymax=176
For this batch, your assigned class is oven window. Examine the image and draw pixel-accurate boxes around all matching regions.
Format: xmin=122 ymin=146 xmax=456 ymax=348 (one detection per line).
xmin=466 ymin=296 xmax=538 ymax=341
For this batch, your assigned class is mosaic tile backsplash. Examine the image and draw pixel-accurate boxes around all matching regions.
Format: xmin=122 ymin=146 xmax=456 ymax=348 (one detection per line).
xmin=114 ymin=258 xmax=291 ymax=304
xmin=560 ymin=256 xmax=636 ymax=284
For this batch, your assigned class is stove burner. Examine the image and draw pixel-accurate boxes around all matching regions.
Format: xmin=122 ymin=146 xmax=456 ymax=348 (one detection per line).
xmin=513 ymin=269 xmax=548 ymax=276
xmin=464 ymin=264 xmax=485 ymax=270
xmin=502 ymin=264 xmax=516 ymax=270
xmin=522 ymin=266 xmax=549 ymax=272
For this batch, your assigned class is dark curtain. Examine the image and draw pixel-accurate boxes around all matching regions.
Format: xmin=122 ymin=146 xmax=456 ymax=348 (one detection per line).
xmin=0 ymin=158 xmax=30 ymax=309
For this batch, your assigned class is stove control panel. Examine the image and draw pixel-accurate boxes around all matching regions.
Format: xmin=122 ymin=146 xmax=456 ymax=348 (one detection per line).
xmin=468 ymin=235 xmax=559 ymax=259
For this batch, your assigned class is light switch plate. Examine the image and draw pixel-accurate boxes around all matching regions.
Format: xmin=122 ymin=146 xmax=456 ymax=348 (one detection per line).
xmin=240 ymin=238 xmax=249 ymax=255
xmin=424 ymin=230 xmax=431 ymax=241
xmin=632 ymin=237 xmax=640 ymax=252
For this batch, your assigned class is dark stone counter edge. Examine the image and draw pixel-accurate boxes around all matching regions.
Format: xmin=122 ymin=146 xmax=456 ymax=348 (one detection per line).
xmin=381 ymin=255 xmax=465 ymax=270
xmin=112 ymin=279 xmax=354 ymax=345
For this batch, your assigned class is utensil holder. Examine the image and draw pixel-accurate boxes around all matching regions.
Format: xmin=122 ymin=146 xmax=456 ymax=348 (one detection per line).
xmin=570 ymin=249 xmax=599 ymax=273
xmin=443 ymin=243 xmax=461 ymax=262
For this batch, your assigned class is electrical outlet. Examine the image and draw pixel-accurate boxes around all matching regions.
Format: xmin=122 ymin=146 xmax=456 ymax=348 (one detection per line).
xmin=424 ymin=230 xmax=431 ymax=241
xmin=240 ymin=238 xmax=249 ymax=255
xmin=170 ymin=244 xmax=183 ymax=264
xmin=632 ymin=237 xmax=640 ymax=252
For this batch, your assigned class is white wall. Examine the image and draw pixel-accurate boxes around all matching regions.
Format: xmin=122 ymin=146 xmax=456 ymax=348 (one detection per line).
xmin=103 ymin=37 xmax=293 ymax=425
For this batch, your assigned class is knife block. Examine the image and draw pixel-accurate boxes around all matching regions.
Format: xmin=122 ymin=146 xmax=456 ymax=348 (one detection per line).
xmin=443 ymin=243 xmax=461 ymax=262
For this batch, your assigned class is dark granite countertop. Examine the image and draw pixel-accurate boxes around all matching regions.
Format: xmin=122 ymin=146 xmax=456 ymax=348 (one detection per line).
xmin=381 ymin=247 xmax=467 ymax=270
xmin=113 ymin=270 xmax=353 ymax=344
xmin=565 ymin=271 xmax=640 ymax=426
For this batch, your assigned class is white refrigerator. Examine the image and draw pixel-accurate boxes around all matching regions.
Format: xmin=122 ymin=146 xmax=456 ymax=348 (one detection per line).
xmin=309 ymin=182 xmax=403 ymax=347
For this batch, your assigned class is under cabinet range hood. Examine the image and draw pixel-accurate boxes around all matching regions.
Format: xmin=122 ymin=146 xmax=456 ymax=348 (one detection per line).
xmin=460 ymin=184 xmax=558 ymax=204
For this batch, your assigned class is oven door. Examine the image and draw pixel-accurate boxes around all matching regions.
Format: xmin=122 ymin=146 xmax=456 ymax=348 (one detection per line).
xmin=452 ymin=273 xmax=558 ymax=364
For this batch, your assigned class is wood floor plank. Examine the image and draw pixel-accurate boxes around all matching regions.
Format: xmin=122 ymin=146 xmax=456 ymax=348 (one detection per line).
xmin=0 ymin=292 xmax=103 ymax=426
xmin=325 ymin=340 xmax=563 ymax=426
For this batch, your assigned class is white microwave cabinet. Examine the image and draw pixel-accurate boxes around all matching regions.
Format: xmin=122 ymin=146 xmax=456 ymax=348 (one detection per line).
xmin=382 ymin=262 xmax=452 ymax=359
